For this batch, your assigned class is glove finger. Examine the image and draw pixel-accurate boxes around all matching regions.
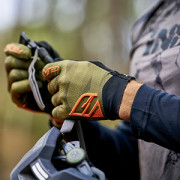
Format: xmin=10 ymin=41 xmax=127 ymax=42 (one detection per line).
xmin=50 ymin=117 xmax=64 ymax=128
xmin=10 ymin=79 xmax=42 ymax=106
xmin=51 ymin=91 xmax=62 ymax=106
xmin=5 ymin=56 xmax=31 ymax=73
xmin=8 ymin=68 xmax=45 ymax=91
xmin=47 ymin=76 xmax=59 ymax=94
xmin=5 ymin=56 xmax=45 ymax=73
xmin=4 ymin=43 xmax=32 ymax=59
xmin=42 ymin=62 xmax=61 ymax=81
xmin=52 ymin=104 xmax=69 ymax=121
xmin=8 ymin=69 xmax=28 ymax=91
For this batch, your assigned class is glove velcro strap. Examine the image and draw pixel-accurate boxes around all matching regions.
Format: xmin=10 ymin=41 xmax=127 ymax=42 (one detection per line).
xmin=102 ymin=73 xmax=135 ymax=120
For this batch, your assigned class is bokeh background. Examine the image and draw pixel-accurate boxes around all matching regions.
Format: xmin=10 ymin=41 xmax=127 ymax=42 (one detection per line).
xmin=0 ymin=0 xmax=157 ymax=179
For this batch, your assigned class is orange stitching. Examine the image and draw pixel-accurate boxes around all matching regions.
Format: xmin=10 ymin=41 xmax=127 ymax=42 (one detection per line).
xmin=69 ymin=93 xmax=104 ymax=118
xmin=4 ymin=44 xmax=23 ymax=54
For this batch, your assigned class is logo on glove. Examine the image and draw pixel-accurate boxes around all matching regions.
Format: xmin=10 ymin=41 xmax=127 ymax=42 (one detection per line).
xmin=42 ymin=66 xmax=60 ymax=78
xmin=69 ymin=93 xmax=104 ymax=118
xmin=4 ymin=44 xmax=23 ymax=54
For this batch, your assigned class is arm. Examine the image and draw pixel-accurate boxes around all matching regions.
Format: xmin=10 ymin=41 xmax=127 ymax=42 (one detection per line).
xmin=119 ymin=81 xmax=180 ymax=153
xmin=41 ymin=59 xmax=180 ymax=152
xmin=40 ymin=58 xmax=180 ymax=154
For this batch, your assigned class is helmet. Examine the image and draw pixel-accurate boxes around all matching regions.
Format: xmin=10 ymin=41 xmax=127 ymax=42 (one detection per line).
xmin=10 ymin=127 xmax=106 ymax=180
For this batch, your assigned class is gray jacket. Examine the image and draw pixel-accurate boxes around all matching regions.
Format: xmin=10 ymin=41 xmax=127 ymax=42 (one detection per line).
xmin=130 ymin=0 xmax=180 ymax=179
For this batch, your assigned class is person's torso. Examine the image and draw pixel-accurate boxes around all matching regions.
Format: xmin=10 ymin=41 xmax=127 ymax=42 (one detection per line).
xmin=130 ymin=0 xmax=180 ymax=179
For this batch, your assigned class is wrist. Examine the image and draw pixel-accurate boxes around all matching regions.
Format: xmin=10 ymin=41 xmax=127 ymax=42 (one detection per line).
xmin=102 ymin=73 xmax=135 ymax=120
xmin=119 ymin=80 xmax=143 ymax=121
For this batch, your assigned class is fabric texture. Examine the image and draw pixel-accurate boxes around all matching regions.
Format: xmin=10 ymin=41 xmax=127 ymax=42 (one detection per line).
xmin=130 ymin=0 xmax=180 ymax=179
xmin=81 ymin=121 xmax=140 ymax=180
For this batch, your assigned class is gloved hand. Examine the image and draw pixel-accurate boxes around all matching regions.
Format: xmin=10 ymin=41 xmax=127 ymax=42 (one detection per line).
xmin=4 ymin=42 xmax=60 ymax=114
xmin=42 ymin=60 xmax=134 ymax=123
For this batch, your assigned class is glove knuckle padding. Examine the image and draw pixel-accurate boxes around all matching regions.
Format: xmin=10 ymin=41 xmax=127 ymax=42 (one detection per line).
xmin=4 ymin=43 xmax=32 ymax=59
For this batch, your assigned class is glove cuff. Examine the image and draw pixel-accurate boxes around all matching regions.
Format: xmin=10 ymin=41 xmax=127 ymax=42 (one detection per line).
xmin=102 ymin=73 xmax=135 ymax=120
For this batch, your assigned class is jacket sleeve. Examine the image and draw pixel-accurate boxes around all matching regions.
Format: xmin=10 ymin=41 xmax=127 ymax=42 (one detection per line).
xmin=131 ymin=84 xmax=180 ymax=153
xmin=81 ymin=121 xmax=140 ymax=180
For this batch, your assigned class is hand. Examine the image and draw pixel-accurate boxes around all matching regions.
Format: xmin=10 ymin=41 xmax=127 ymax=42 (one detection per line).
xmin=4 ymin=43 xmax=56 ymax=114
xmin=42 ymin=60 xmax=134 ymax=123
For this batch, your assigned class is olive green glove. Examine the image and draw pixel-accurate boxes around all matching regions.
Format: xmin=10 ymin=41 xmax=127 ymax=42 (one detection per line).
xmin=42 ymin=60 xmax=134 ymax=122
xmin=4 ymin=43 xmax=54 ymax=114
